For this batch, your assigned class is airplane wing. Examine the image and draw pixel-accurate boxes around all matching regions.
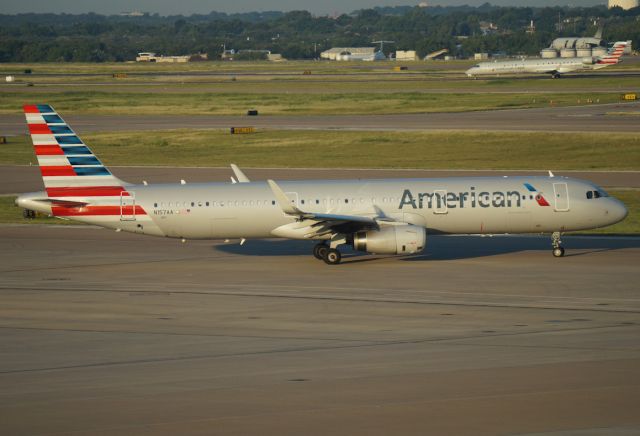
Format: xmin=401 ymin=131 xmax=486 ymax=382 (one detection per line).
xmin=532 ymin=66 xmax=559 ymax=74
xmin=267 ymin=179 xmax=380 ymax=239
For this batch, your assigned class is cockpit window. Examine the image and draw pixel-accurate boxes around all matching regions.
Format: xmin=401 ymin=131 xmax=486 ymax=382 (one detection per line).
xmin=586 ymin=190 xmax=609 ymax=199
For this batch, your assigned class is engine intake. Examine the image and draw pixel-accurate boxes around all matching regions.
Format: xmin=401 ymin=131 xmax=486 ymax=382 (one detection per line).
xmin=353 ymin=225 xmax=426 ymax=255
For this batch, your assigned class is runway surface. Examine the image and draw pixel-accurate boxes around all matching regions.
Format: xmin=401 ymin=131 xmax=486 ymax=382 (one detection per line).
xmin=1 ymin=225 xmax=639 ymax=435
xmin=3 ymin=165 xmax=640 ymax=195
xmin=2 ymin=102 xmax=640 ymax=135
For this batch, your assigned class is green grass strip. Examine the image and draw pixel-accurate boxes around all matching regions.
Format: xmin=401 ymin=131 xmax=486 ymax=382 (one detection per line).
xmin=3 ymin=130 xmax=639 ymax=170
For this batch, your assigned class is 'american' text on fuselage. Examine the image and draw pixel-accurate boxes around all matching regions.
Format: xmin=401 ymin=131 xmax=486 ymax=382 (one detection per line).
xmin=399 ymin=188 xmax=522 ymax=210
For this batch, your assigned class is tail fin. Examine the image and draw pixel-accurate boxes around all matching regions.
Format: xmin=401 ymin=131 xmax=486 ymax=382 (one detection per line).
xmin=24 ymin=104 xmax=127 ymax=196
xmin=594 ymin=25 xmax=603 ymax=40
xmin=597 ymin=41 xmax=628 ymax=65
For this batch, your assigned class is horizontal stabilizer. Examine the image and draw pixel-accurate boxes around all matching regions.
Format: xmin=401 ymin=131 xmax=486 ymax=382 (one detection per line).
xmin=40 ymin=198 xmax=89 ymax=206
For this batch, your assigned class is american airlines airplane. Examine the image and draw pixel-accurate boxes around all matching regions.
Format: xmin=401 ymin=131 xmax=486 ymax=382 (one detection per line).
xmin=466 ymin=41 xmax=628 ymax=78
xmin=16 ymin=105 xmax=628 ymax=264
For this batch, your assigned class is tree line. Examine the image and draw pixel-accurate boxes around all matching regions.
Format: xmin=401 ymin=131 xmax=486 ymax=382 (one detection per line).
xmin=0 ymin=5 xmax=638 ymax=62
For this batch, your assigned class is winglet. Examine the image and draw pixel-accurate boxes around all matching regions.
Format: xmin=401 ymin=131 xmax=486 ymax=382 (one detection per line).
xmin=231 ymin=164 xmax=250 ymax=183
xmin=267 ymin=179 xmax=301 ymax=215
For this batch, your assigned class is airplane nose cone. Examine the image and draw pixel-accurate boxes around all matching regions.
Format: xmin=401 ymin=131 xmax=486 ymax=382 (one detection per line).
xmin=607 ymin=198 xmax=628 ymax=225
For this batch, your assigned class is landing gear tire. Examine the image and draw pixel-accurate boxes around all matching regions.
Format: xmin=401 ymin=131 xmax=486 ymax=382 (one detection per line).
xmin=323 ymin=248 xmax=342 ymax=265
xmin=551 ymin=232 xmax=564 ymax=257
xmin=313 ymin=243 xmax=328 ymax=260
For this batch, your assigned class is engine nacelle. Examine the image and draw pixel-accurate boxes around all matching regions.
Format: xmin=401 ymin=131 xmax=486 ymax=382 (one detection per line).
xmin=582 ymin=56 xmax=595 ymax=64
xmin=353 ymin=225 xmax=426 ymax=255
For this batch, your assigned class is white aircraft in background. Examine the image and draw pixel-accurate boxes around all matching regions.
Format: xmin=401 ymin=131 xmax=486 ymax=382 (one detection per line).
xmin=466 ymin=41 xmax=628 ymax=78
xmin=338 ymin=41 xmax=394 ymax=61
xmin=16 ymin=105 xmax=627 ymax=264
xmin=338 ymin=50 xmax=386 ymax=61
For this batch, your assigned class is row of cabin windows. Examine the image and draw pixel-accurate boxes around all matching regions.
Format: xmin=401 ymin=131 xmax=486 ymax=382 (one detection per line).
xmin=153 ymin=193 xmax=546 ymax=209
xmin=153 ymin=197 xmax=399 ymax=209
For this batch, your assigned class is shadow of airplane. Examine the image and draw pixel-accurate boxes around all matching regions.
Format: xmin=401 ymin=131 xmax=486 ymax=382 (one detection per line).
xmin=215 ymin=235 xmax=640 ymax=263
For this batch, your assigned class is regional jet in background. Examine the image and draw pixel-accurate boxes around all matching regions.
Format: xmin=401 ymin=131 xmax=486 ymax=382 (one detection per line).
xmin=17 ymin=105 xmax=627 ymax=264
xmin=466 ymin=41 xmax=628 ymax=78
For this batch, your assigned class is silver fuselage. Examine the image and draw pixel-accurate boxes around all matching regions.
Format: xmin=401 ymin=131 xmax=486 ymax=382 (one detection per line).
xmin=466 ymin=58 xmax=604 ymax=77
xmin=18 ymin=176 xmax=628 ymax=240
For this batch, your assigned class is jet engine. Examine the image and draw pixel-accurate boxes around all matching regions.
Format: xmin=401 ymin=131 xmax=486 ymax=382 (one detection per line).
xmin=352 ymin=224 xmax=426 ymax=255
xmin=582 ymin=57 xmax=596 ymax=64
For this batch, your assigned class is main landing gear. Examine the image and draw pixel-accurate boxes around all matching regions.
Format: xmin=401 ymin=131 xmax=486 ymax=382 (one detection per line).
xmin=313 ymin=242 xmax=342 ymax=265
xmin=23 ymin=209 xmax=36 ymax=219
xmin=551 ymin=231 xmax=565 ymax=258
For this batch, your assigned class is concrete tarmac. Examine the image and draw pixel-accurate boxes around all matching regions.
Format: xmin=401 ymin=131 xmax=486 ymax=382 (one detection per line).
xmin=1 ymin=225 xmax=639 ymax=435
xmin=3 ymin=166 xmax=640 ymax=195
xmin=2 ymin=101 xmax=640 ymax=135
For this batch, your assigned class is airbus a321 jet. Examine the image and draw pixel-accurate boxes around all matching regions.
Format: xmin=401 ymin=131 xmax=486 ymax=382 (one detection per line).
xmin=16 ymin=105 xmax=627 ymax=264
xmin=466 ymin=41 xmax=628 ymax=78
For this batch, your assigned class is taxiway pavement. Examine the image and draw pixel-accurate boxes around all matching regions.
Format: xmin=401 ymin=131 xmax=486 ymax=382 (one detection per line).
xmin=0 ymin=225 xmax=639 ymax=435
xmin=2 ymin=101 xmax=640 ymax=135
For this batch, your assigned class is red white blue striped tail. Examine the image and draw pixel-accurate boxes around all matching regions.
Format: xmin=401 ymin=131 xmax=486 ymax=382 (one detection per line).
xmin=23 ymin=105 xmax=150 ymax=223
xmin=24 ymin=104 xmax=126 ymax=191
xmin=597 ymin=41 xmax=628 ymax=65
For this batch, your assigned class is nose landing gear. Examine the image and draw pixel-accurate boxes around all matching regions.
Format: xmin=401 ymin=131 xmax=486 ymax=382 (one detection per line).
xmin=551 ymin=232 xmax=565 ymax=257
